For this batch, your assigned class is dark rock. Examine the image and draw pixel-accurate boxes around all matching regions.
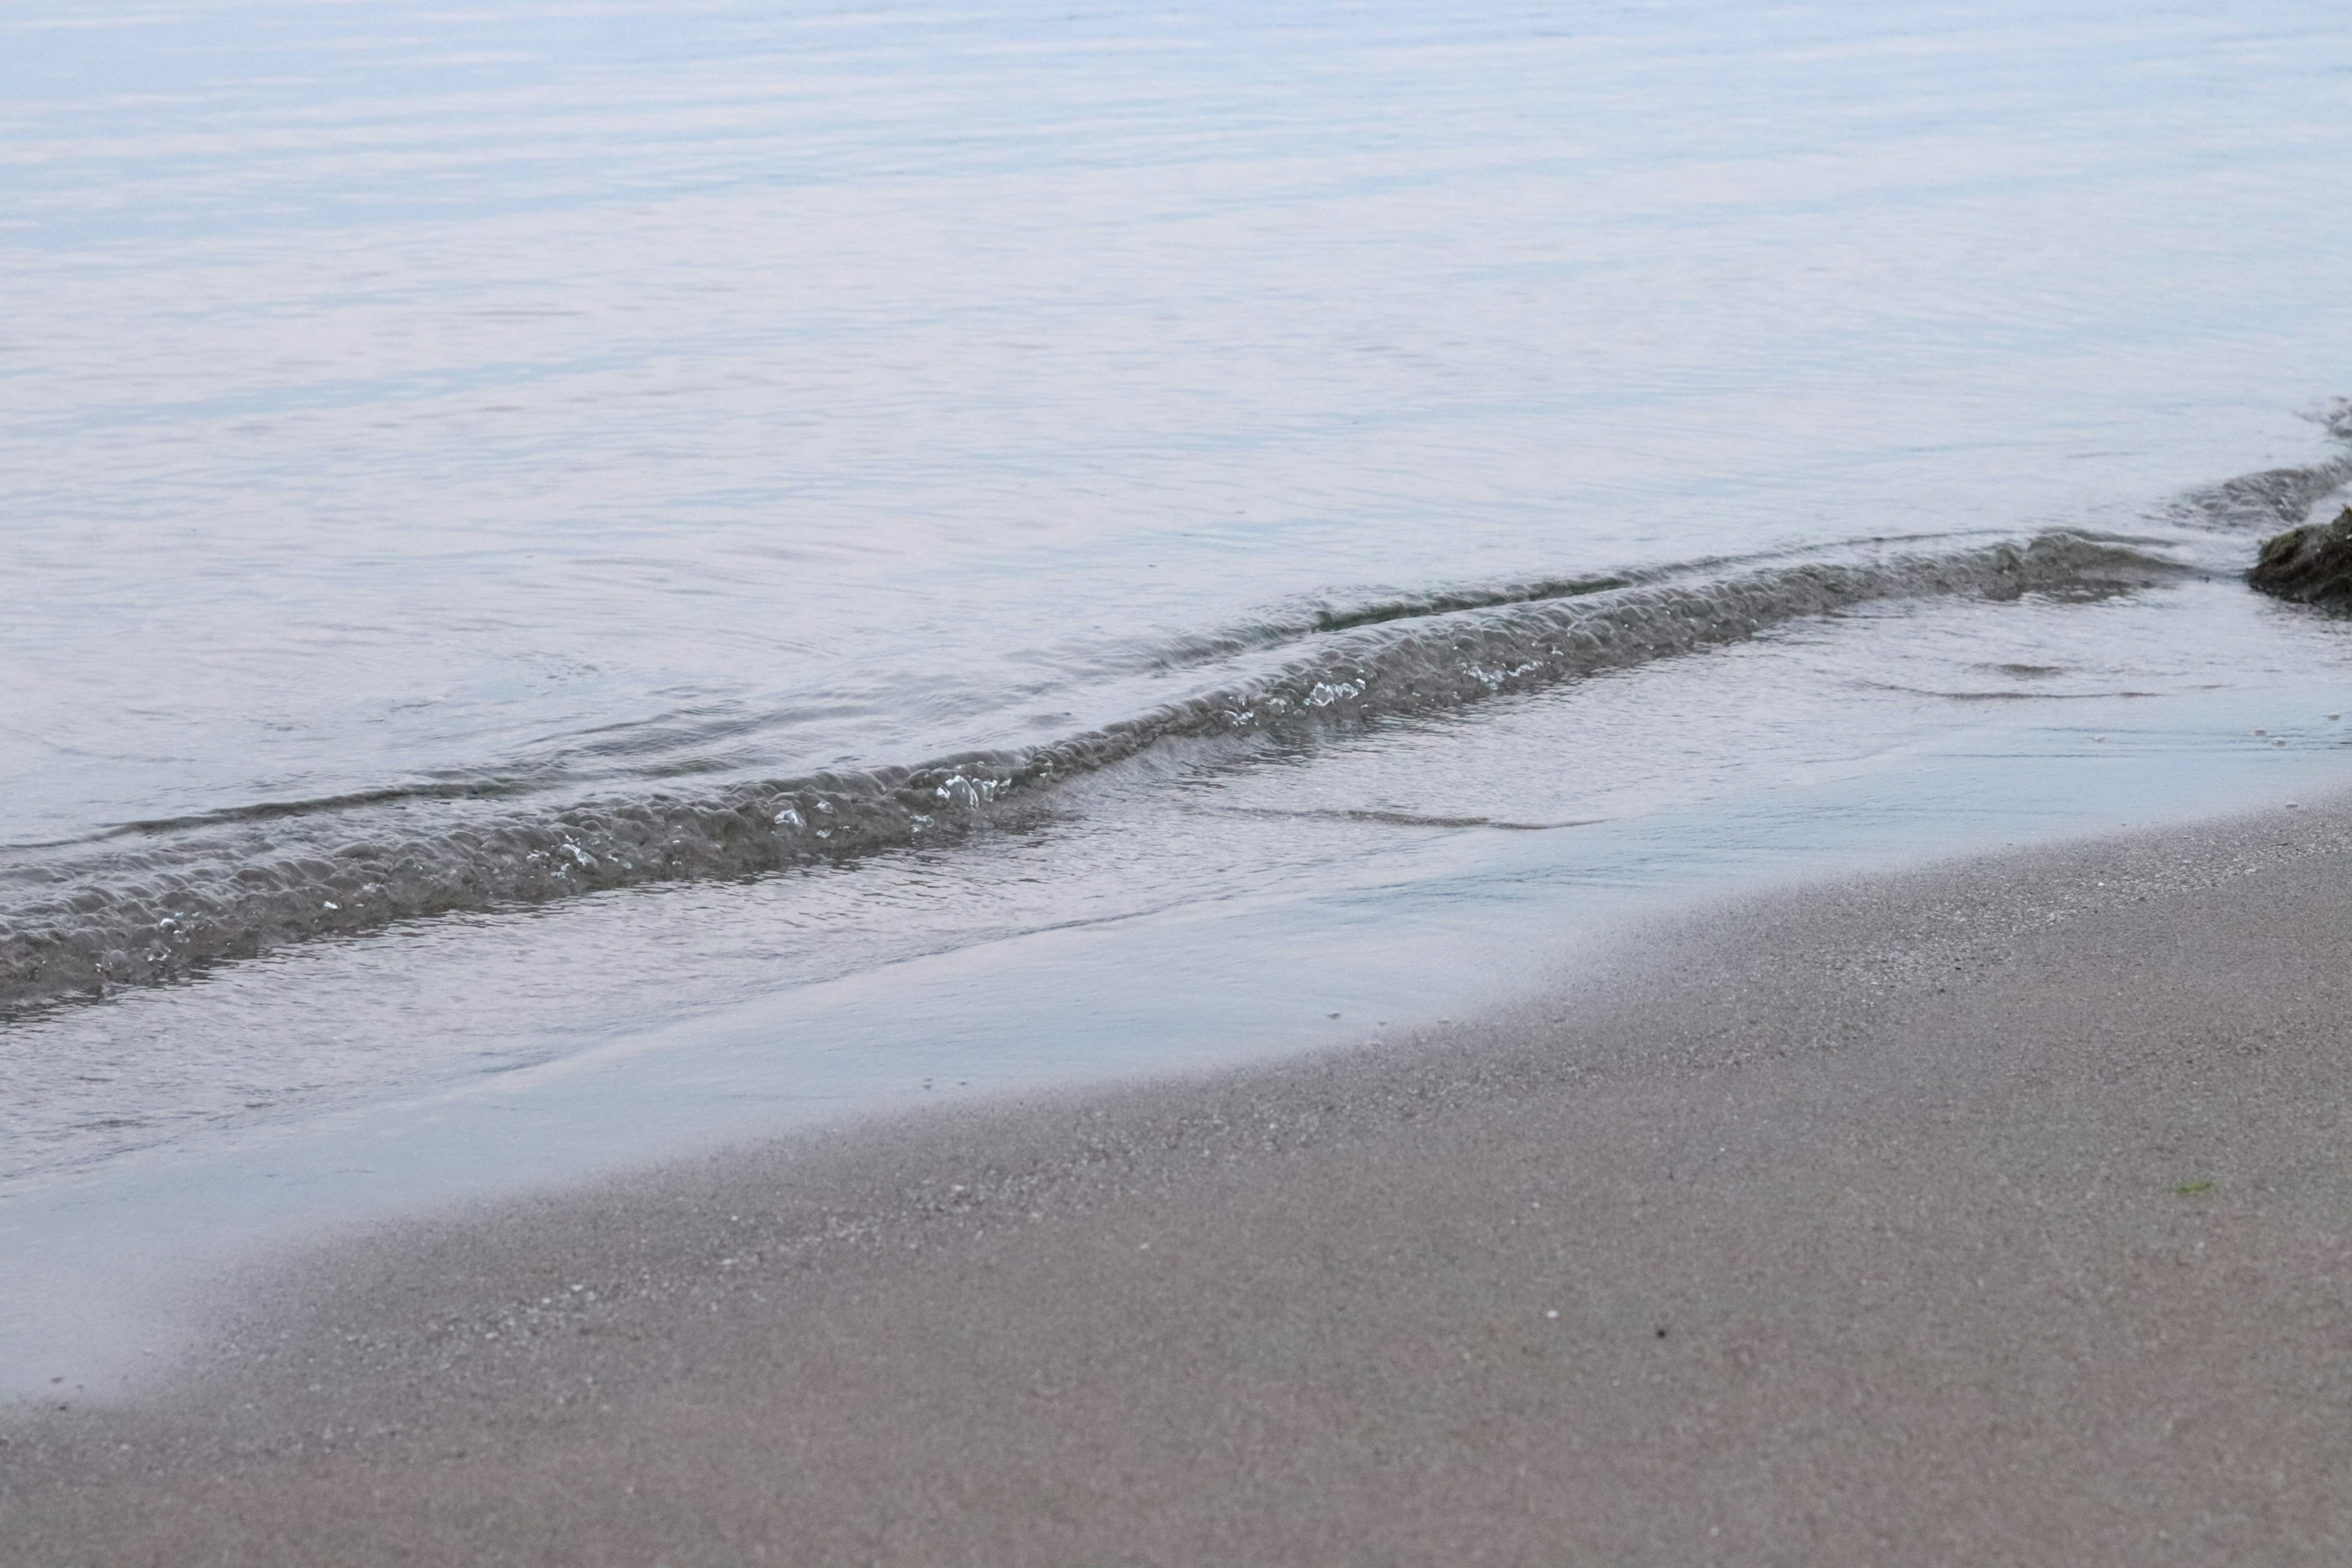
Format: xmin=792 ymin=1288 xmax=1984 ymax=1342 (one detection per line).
xmin=2248 ymin=505 xmax=2352 ymax=605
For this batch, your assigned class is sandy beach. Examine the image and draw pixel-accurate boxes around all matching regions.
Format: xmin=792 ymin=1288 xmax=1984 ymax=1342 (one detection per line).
xmin=10 ymin=4 xmax=2351 ymax=1563
xmin=6 ymin=797 xmax=2351 ymax=1566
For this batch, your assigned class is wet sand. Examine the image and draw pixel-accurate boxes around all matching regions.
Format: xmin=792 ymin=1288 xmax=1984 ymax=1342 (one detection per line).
xmin=6 ymin=801 xmax=2352 ymax=1566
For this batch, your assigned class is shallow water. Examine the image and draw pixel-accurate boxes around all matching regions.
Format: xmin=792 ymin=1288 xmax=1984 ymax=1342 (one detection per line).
xmin=4 ymin=0 xmax=2352 ymax=1332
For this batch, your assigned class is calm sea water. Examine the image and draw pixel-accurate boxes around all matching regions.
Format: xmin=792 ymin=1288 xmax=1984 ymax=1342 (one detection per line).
xmin=4 ymin=1 xmax=2351 ymax=1215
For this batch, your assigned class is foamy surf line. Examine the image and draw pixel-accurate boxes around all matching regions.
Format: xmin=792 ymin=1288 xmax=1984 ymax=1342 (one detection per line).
xmin=0 ymin=529 xmax=2195 ymax=1012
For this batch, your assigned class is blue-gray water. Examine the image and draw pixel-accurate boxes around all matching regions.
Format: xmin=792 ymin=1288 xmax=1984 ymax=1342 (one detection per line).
xmin=3 ymin=1 xmax=2351 ymax=1237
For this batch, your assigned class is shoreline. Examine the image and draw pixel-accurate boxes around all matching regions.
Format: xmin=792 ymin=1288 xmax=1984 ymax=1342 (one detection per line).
xmin=7 ymin=797 xmax=2352 ymax=1563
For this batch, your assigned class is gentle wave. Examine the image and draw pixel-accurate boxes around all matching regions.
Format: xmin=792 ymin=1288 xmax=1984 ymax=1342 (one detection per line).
xmin=0 ymin=529 xmax=2185 ymax=1011
xmin=2165 ymin=405 xmax=2352 ymax=531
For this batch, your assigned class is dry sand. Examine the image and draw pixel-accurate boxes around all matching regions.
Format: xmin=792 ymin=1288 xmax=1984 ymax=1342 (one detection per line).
xmin=5 ymin=801 xmax=2352 ymax=1566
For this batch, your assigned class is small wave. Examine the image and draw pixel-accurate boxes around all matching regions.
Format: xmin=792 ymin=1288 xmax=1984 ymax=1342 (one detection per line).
xmin=2164 ymin=402 xmax=2352 ymax=530
xmin=101 ymin=779 xmax=543 ymax=840
xmin=0 ymin=529 xmax=2184 ymax=1012
xmin=2169 ymin=462 xmax=2352 ymax=531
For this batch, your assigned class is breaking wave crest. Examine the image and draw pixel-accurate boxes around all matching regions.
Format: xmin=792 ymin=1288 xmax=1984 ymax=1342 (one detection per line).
xmin=0 ymin=529 xmax=2184 ymax=1011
